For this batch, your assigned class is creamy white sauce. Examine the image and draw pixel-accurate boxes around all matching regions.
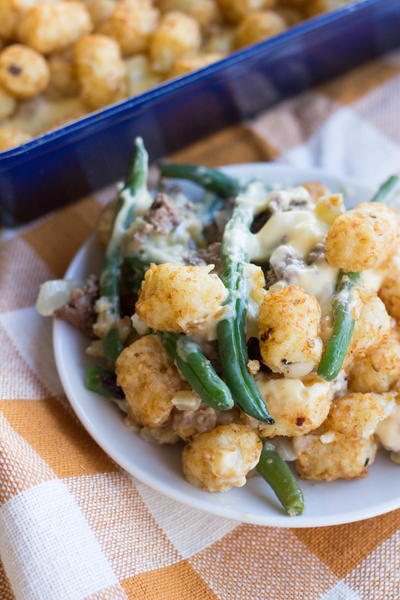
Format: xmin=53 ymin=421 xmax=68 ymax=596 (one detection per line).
xmin=249 ymin=210 xmax=329 ymax=262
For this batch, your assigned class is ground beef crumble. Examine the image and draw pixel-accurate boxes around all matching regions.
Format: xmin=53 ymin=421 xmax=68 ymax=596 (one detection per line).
xmin=54 ymin=274 xmax=99 ymax=337
xmin=143 ymin=193 xmax=181 ymax=235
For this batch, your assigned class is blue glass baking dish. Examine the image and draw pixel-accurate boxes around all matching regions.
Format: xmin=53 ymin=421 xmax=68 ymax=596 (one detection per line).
xmin=1 ymin=0 xmax=400 ymax=226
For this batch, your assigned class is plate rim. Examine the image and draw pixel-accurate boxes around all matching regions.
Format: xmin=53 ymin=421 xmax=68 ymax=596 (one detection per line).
xmin=53 ymin=162 xmax=400 ymax=527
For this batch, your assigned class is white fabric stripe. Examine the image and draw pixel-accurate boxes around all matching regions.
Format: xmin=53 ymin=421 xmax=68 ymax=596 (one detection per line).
xmin=0 ymin=480 xmax=118 ymax=600
xmin=135 ymin=480 xmax=238 ymax=559
xmin=0 ymin=307 xmax=63 ymax=397
xmin=319 ymin=582 xmax=362 ymax=600
xmin=282 ymin=107 xmax=400 ymax=186
xmin=344 ymin=529 xmax=400 ymax=600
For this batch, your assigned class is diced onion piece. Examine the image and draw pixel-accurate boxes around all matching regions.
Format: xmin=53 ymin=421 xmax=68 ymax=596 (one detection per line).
xmin=36 ymin=279 xmax=83 ymax=316
xmin=172 ymin=390 xmax=201 ymax=411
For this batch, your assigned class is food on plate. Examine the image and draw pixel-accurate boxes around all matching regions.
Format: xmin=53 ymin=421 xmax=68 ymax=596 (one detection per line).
xmin=0 ymin=0 xmax=356 ymax=151
xmin=37 ymin=138 xmax=400 ymax=516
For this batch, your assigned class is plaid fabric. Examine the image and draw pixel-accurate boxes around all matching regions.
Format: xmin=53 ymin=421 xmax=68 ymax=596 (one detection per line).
xmin=1 ymin=49 xmax=400 ymax=600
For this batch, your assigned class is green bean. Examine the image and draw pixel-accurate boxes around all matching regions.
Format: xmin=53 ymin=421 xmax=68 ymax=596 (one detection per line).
xmin=100 ymin=137 xmax=148 ymax=362
xmin=86 ymin=365 xmax=124 ymax=399
xmin=122 ymin=255 xmax=150 ymax=300
xmin=160 ymin=163 xmax=241 ymax=198
xmin=257 ymin=440 xmax=304 ymax=516
xmin=371 ymin=175 xmax=400 ymax=204
xmin=217 ymin=191 xmax=274 ymax=423
xmin=160 ymin=332 xmax=234 ymax=411
xmin=317 ymin=270 xmax=360 ymax=381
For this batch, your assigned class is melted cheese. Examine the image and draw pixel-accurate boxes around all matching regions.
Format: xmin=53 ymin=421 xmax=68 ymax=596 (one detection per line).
xmin=249 ymin=210 xmax=329 ymax=262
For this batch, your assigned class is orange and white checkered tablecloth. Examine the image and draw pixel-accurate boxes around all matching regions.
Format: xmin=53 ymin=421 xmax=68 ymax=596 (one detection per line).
xmin=1 ymin=49 xmax=400 ymax=600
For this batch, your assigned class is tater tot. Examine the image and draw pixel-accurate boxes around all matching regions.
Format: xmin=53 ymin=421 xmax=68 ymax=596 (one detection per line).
xmin=116 ymin=334 xmax=185 ymax=427
xmin=136 ymin=263 xmax=227 ymax=334
xmin=149 ymin=11 xmax=201 ymax=73
xmin=0 ymin=124 xmax=32 ymax=151
xmin=235 ymin=10 xmax=286 ymax=48
xmin=376 ymin=397 xmax=400 ymax=453
xmin=294 ymin=435 xmax=377 ymax=481
xmin=349 ymin=328 xmax=400 ymax=393
xmin=0 ymin=86 xmax=17 ymax=119
xmin=157 ymin=0 xmax=221 ymax=26
xmin=0 ymin=44 xmax=49 ymax=98
xmin=347 ymin=288 xmax=391 ymax=361
xmin=182 ymin=423 xmax=262 ymax=492
xmin=169 ymin=52 xmax=224 ymax=77
xmin=81 ymin=0 xmax=117 ymax=26
xmin=18 ymin=2 xmax=92 ymax=55
xmin=259 ymin=286 xmax=322 ymax=378
xmin=326 ymin=202 xmax=398 ymax=272
xmin=274 ymin=6 xmax=303 ymax=25
xmin=323 ymin=392 xmax=396 ymax=440
xmin=125 ymin=54 xmax=162 ymax=96
xmin=98 ymin=0 xmax=159 ymax=56
xmin=75 ymin=34 xmax=126 ymax=109
xmin=314 ymin=192 xmax=345 ymax=225
xmin=243 ymin=375 xmax=333 ymax=437
xmin=0 ymin=0 xmax=55 ymax=41
xmin=379 ymin=249 xmax=400 ymax=321
xmin=203 ymin=24 xmax=235 ymax=53
xmin=47 ymin=50 xmax=80 ymax=98
xmin=217 ymin=0 xmax=276 ymax=23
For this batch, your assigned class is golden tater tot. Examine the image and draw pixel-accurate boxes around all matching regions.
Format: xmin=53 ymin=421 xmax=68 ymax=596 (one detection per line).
xmin=0 ymin=86 xmax=17 ymax=119
xmin=379 ymin=250 xmax=400 ymax=321
xmin=243 ymin=375 xmax=333 ymax=437
xmin=116 ymin=334 xmax=185 ymax=427
xmin=0 ymin=44 xmax=49 ymax=98
xmin=376 ymin=397 xmax=400 ymax=454
xmin=0 ymin=0 xmax=55 ymax=41
xmin=326 ymin=202 xmax=398 ymax=272
xmin=149 ymin=11 xmax=201 ymax=73
xmin=323 ymin=392 xmax=396 ymax=440
xmin=294 ymin=435 xmax=377 ymax=481
xmin=217 ymin=0 xmax=276 ymax=23
xmin=0 ymin=124 xmax=31 ymax=150
xmin=202 ymin=24 xmax=235 ymax=53
xmin=349 ymin=328 xmax=400 ymax=393
xmin=157 ymin=0 xmax=221 ymax=27
xmin=347 ymin=288 xmax=391 ymax=361
xmin=274 ymin=6 xmax=303 ymax=26
xmin=18 ymin=2 xmax=92 ymax=55
xmin=47 ymin=50 xmax=80 ymax=98
xmin=136 ymin=262 xmax=227 ymax=334
xmin=259 ymin=286 xmax=322 ymax=378
xmin=125 ymin=54 xmax=162 ymax=96
xmin=81 ymin=0 xmax=117 ymax=27
xmin=75 ymin=34 xmax=126 ymax=109
xmin=235 ymin=10 xmax=286 ymax=48
xmin=169 ymin=52 xmax=224 ymax=77
xmin=182 ymin=423 xmax=262 ymax=492
xmin=98 ymin=0 xmax=159 ymax=56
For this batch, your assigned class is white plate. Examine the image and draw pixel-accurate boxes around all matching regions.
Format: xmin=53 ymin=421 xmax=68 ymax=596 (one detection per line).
xmin=53 ymin=163 xmax=400 ymax=527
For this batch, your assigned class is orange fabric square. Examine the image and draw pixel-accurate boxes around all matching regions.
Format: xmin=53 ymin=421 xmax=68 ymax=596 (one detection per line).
xmin=0 ymin=398 xmax=116 ymax=478
xmin=294 ymin=510 xmax=400 ymax=578
xmin=121 ymin=561 xmax=217 ymax=600
xmin=318 ymin=58 xmax=400 ymax=105
xmin=22 ymin=195 xmax=102 ymax=277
